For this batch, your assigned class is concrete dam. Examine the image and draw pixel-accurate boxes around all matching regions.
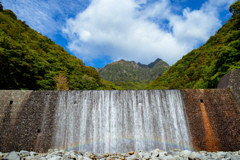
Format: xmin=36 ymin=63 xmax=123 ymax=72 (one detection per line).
xmin=0 ymin=70 xmax=240 ymax=153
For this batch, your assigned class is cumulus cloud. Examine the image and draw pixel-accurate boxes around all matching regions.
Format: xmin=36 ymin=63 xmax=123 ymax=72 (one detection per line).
xmin=63 ymin=0 xmax=234 ymax=65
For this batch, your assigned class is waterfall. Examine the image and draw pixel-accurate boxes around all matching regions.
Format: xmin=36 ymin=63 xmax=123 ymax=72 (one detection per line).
xmin=52 ymin=90 xmax=192 ymax=153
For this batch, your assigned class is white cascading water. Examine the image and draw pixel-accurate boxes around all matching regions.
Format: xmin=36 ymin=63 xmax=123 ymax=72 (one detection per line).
xmin=52 ymin=90 xmax=192 ymax=153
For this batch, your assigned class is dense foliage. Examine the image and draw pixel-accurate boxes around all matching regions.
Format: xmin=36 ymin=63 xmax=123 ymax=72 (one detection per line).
xmin=98 ymin=58 xmax=169 ymax=89
xmin=0 ymin=9 xmax=118 ymax=90
xmin=230 ymin=0 xmax=240 ymax=16
xmin=0 ymin=2 xmax=3 ymax=12
xmin=146 ymin=3 xmax=240 ymax=90
xmin=114 ymin=81 xmax=150 ymax=90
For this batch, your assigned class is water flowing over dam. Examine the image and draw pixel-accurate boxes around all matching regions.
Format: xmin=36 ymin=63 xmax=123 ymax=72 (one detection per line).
xmin=51 ymin=90 xmax=192 ymax=153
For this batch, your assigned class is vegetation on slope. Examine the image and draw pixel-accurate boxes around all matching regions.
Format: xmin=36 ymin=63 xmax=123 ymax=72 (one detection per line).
xmin=0 ymin=8 xmax=118 ymax=90
xmin=146 ymin=1 xmax=240 ymax=90
xmin=98 ymin=58 xmax=169 ymax=89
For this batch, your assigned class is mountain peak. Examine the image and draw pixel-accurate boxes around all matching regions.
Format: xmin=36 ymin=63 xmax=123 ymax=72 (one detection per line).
xmin=148 ymin=58 xmax=163 ymax=68
xmin=137 ymin=58 xmax=163 ymax=68
xmin=98 ymin=58 xmax=169 ymax=86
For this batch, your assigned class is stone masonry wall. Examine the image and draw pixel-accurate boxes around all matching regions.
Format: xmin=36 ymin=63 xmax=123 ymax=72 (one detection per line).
xmin=182 ymin=89 xmax=240 ymax=151
xmin=217 ymin=69 xmax=240 ymax=107
xmin=0 ymin=90 xmax=59 ymax=153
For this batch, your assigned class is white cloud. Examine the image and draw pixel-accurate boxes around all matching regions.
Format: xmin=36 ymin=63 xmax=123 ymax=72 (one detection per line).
xmin=170 ymin=8 xmax=221 ymax=46
xmin=63 ymin=0 xmax=234 ymax=65
xmin=1 ymin=0 xmax=89 ymax=36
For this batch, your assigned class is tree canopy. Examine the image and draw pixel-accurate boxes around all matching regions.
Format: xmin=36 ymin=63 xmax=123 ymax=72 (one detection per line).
xmin=230 ymin=0 xmax=240 ymax=16
xmin=0 ymin=1 xmax=3 ymax=12
xmin=0 ymin=9 xmax=118 ymax=90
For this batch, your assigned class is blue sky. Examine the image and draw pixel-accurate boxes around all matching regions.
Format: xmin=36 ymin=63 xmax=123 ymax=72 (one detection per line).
xmin=2 ymin=0 xmax=236 ymax=68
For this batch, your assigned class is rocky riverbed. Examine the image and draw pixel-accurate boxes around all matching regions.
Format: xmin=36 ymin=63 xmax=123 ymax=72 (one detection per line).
xmin=1 ymin=149 xmax=240 ymax=160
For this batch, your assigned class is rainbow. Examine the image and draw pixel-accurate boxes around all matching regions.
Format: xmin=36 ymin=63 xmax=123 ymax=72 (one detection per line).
xmin=54 ymin=136 xmax=197 ymax=152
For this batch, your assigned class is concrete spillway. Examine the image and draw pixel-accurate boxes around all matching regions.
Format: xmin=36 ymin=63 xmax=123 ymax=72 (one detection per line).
xmin=51 ymin=90 xmax=192 ymax=153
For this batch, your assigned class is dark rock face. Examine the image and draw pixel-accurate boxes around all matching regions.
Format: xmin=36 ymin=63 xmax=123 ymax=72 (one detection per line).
xmin=217 ymin=69 xmax=240 ymax=107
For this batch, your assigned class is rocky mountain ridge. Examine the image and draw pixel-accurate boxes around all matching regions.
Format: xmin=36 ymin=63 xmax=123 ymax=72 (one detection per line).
xmin=98 ymin=58 xmax=169 ymax=83
xmin=97 ymin=58 xmax=169 ymax=90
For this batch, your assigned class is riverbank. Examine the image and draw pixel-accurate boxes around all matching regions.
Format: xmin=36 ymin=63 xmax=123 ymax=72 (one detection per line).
xmin=1 ymin=149 xmax=240 ymax=160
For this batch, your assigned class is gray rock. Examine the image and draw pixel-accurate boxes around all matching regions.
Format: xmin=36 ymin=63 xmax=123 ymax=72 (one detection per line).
xmin=30 ymin=151 xmax=38 ymax=157
xmin=231 ymin=155 xmax=240 ymax=160
xmin=143 ymin=152 xmax=151 ymax=159
xmin=6 ymin=151 xmax=20 ymax=160
xmin=222 ymin=158 xmax=231 ymax=160
xmin=172 ymin=156 xmax=184 ymax=160
xmin=102 ymin=152 xmax=111 ymax=157
xmin=71 ymin=155 xmax=78 ymax=159
xmin=122 ymin=153 xmax=130 ymax=157
xmin=20 ymin=150 xmax=30 ymax=157
xmin=209 ymin=151 xmax=225 ymax=159
xmin=199 ymin=151 xmax=207 ymax=154
xmin=113 ymin=153 xmax=122 ymax=156
xmin=82 ymin=157 xmax=92 ymax=160
xmin=126 ymin=154 xmax=139 ymax=160
xmin=56 ymin=152 xmax=63 ymax=157
xmin=136 ymin=151 xmax=144 ymax=158
xmin=167 ymin=150 xmax=178 ymax=156
xmin=179 ymin=150 xmax=191 ymax=158
xmin=78 ymin=155 xmax=84 ymax=160
xmin=159 ymin=152 xmax=168 ymax=157
xmin=162 ymin=155 xmax=175 ymax=160
xmin=95 ymin=154 xmax=105 ymax=159
xmin=224 ymin=152 xmax=232 ymax=158
xmin=4 ymin=149 xmax=240 ymax=160
xmin=49 ymin=155 xmax=62 ymax=160
xmin=63 ymin=154 xmax=71 ymax=160
xmin=188 ymin=152 xmax=201 ymax=160
xmin=48 ymin=149 xmax=54 ymax=153
xmin=78 ymin=151 xmax=85 ymax=156
xmin=83 ymin=152 xmax=95 ymax=159
xmin=24 ymin=156 xmax=33 ymax=160
xmin=198 ymin=153 xmax=210 ymax=160
xmin=29 ymin=157 xmax=41 ymax=160
xmin=59 ymin=150 xmax=65 ymax=154
xmin=217 ymin=151 xmax=226 ymax=156
xmin=151 ymin=149 xmax=162 ymax=158
xmin=46 ymin=154 xmax=53 ymax=159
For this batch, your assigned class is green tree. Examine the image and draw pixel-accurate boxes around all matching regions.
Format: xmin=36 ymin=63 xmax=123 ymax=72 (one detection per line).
xmin=3 ymin=9 xmax=17 ymax=19
xmin=230 ymin=0 xmax=240 ymax=16
xmin=0 ymin=1 xmax=3 ymax=12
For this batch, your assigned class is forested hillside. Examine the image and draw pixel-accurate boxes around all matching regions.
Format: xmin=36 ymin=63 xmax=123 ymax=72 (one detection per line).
xmin=146 ymin=0 xmax=240 ymax=90
xmin=98 ymin=58 xmax=169 ymax=89
xmin=0 ymin=8 xmax=118 ymax=90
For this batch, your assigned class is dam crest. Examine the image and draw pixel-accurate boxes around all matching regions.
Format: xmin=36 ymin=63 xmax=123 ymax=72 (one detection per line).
xmin=0 ymin=69 xmax=240 ymax=153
